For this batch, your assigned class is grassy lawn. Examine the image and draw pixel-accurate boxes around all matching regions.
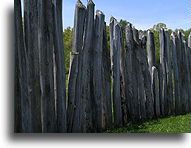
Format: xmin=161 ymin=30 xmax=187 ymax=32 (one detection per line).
xmin=105 ymin=113 xmax=191 ymax=133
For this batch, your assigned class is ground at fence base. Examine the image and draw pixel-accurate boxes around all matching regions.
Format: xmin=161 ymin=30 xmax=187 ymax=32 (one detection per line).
xmin=104 ymin=113 xmax=191 ymax=133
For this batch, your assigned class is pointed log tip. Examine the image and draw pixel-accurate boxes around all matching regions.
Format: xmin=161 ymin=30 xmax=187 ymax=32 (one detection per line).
xmin=96 ymin=10 xmax=104 ymax=16
xmin=171 ymin=32 xmax=177 ymax=38
xmin=126 ymin=23 xmax=132 ymax=29
xmin=110 ymin=16 xmax=116 ymax=23
xmin=76 ymin=0 xmax=86 ymax=9
xmin=88 ymin=0 xmax=95 ymax=6
xmin=152 ymin=66 xmax=157 ymax=72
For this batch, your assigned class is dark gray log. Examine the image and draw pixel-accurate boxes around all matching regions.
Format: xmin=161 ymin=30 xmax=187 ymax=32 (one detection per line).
xmin=188 ymin=33 xmax=191 ymax=112
xmin=52 ymin=0 xmax=67 ymax=132
xmin=171 ymin=32 xmax=181 ymax=115
xmin=15 ymin=0 xmax=32 ymax=133
xmin=158 ymin=64 xmax=164 ymax=115
xmin=93 ymin=10 xmax=105 ymax=131
xmin=110 ymin=17 xmax=122 ymax=126
xmin=165 ymin=30 xmax=173 ymax=115
xmin=39 ymin=0 xmax=56 ymax=133
xmin=119 ymin=22 xmax=128 ymax=124
xmin=139 ymin=35 xmax=152 ymax=120
xmin=125 ymin=23 xmax=133 ymax=120
xmin=67 ymin=0 xmax=86 ymax=133
xmin=152 ymin=66 xmax=160 ymax=117
xmin=102 ymin=22 xmax=112 ymax=129
xmin=182 ymin=40 xmax=190 ymax=113
xmin=147 ymin=30 xmax=156 ymax=74
xmin=159 ymin=28 xmax=167 ymax=116
xmin=80 ymin=0 xmax=95 ymax=132
xmin=24 ymin=0 xmax=42 ymax=132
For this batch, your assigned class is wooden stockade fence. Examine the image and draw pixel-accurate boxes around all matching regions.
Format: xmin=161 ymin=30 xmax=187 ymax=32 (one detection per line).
xmin=14 ymin=0 xmax=191 ymax=133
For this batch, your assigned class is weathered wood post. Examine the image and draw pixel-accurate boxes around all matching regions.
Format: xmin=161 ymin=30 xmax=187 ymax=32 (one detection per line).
xmin=102 ymin=22 xmax=112 ymax=129
xmin=67 ymin=0 xmax=86 ymax=132
xmin=159 ymin=28 xmax=167 ymax=116
xmin=171 ymin=32 xmax=181 ymax=115
xmin=15 ymin=0 xmax=32 ymax=133
xmin=39 ymin=0 xmax=57 ymax=133
xmin=52 ymin=0 xmax=67 ymax=132
xmin=147 ymin=30 xmax=156 ymax=74
xmin=93 ymin=10 xmax=105 ymax=131
xmin=125 ymin=23 xmax=133 ymax=120
xmin=182 ymin=40 xmax=190 ymax=113
xmin=24 ymin=0 xmax=42 ymax=132
xmin=188 ymin=33 xmax=191 ymax=112
xmin=165 ymin=30 xmax=173 ymax=115
xmin=152 ymin=66 xmax=160 ymax=117
xmin=139 ymin=35 xmax=151 ymax=120
xmin=81 ymin=0 xmax=95 ymax=132
xmin=110 ymin=17 xmax=122 ymax=126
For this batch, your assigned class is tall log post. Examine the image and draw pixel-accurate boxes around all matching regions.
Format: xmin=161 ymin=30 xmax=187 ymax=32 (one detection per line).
xmin=39 ymin=0 xmax=56 ymax=133
xmin=102 ymin=22 xmax=112 ymax=129
xmin=67 ymin=0 xmax=86 ymax=133
xmin=52 ymin=0 xmax=67 ymax=132
xmin=147 ymin=30 xmax=156 ymax=74
xmin=159 ymin=28 xmax=167 ymax=116
xmin=125 ymin=23 xmax=134 ymax=120
xmin=81 ymin=0 xmax=95 ymax=132
xmin=165 ymin=30 xmax=173 ymax=115
xmin=110 ymin=17 xmax=122 ymax=126
xmin=152 ymin=66 xmax=160 ymax=117
xmin=15 ymin=0 xmax=32 ymax=133
xmin=139 ymin=35 xmax=152 ymax=120
xmin=93 ymin=10 xmax=105 ymax=131
xmin=24 ymin=0 xmax=42 ymax=132
xmin=188 ymin=33 xmax=191 ymax=112
xmin=171 ymin=32 xmax=181 ymax=115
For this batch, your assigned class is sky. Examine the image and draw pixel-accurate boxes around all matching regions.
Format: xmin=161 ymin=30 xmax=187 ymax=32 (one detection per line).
xmin=63 ymin=0 xmax=190 ymax=30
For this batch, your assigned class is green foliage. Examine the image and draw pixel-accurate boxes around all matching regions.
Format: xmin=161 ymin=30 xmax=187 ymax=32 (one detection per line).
xmin=105 ymin=114 xmax=191 ymax=133
xmin=63 ymin=27 xmax=73 ymax=75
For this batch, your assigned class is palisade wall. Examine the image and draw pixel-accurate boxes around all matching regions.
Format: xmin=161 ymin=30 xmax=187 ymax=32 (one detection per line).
xmin=14 ymin=0 xmax=191 ymax=133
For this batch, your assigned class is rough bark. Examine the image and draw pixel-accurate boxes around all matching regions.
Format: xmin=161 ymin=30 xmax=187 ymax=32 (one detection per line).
xmin=81 ymin=0 xmax=95 ymax=132
xmin=152 ymin=66 xmax=160 ymax=117
xmin=147 ymin=30 xmax=156 ymax=74
xmin=159 ymin=28 xmax=167 ymax=116
xmin=67 ymin=0 xmax=86 ymax=133
xmin=52 ymin=0 xmax=67 ymax=132
xmin=125 ymin=23 xmax=133 ymax=120
xmin=93 ymin=10 xmax=105 ymax=131
xmin=15 ymin=0 xmax=32 ymax=133
xmin=24 ymin=0 xmax=42 ymax=132
xmin=110 ymin=17 xmax=122 ymax=126
xmin=102 ymin=22 xmax=112 ymax=129
xmin=171 ymin=32 xmax=181 ymax=115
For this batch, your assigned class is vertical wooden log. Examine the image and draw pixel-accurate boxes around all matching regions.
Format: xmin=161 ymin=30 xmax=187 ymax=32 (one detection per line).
xmin=67 ymin=0 xmax=86 ymax=133
xmin=24 ymin=0 xmax=42 ymax=132
xmin=39 ymin=0 xmax=56 ymax=133
xmin=131 ymin=27 xmax=140 ymax=121
xmin=119 ymin=22 xmax=128 ymax=124
xmin=93 ymin=10 xmax=105 ymax=131
xmin=110 ymin=17 xmax=122 ymax=126
xmin=152 ymin=66 xmax=160 ymax=117
xmin=52 ymin=0 xmax=67 ymax=132
xmin=139 ymin=35 xmax=151 ymax=120
xmin=171 ymin=32 xmax=181 ymax=115
xmin=165 ymin=30 xmax=173 ymax=115
xmin=159 ymin=28 xmax=167 ymax=116
xmin=15 ymin=0 xmax=32 ymax=133
xmin=125 ymin=23 xmax=133 ymax=120
xmin=147 ymin=30 xmax=156 ymax=74
xmin=176 ymin=31 xmax=185 ymax=114
xmin=158 ymin=64 xmax=164 ymax=115
xmin=182 ymin=40 xmax=190 ymax=113
xmin=102 ymin=22 xmax=112 ymax=129
xmin=188 ymin=33 xmax=191 ymax=112
xmin=81 ymin=0 xmax=95 ymax=132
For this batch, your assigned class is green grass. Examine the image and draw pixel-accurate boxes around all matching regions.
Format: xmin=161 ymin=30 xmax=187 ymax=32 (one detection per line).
xmin=105 ymin=114 xmax=191 ymax=133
